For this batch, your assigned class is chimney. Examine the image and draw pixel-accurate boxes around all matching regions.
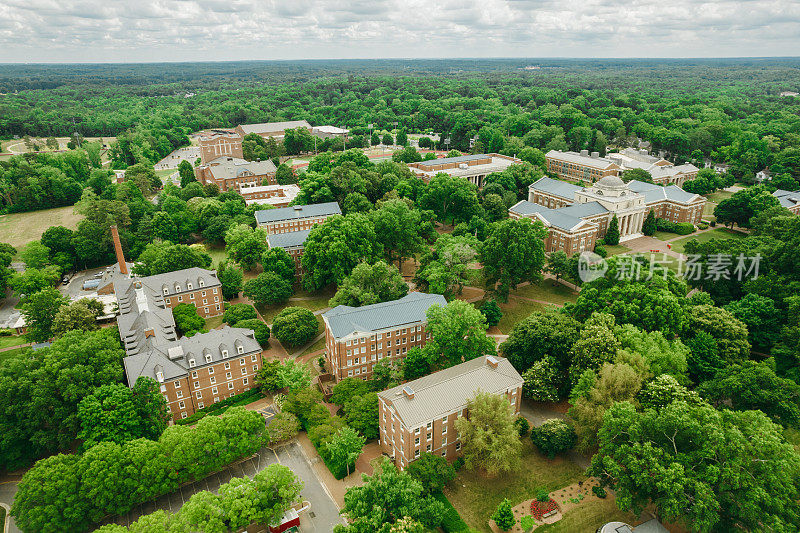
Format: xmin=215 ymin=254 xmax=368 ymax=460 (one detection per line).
xmin=110 ymin=225 xmax=128 ymax=275
xmin=402 ymin=385 xmax=415 ymax=399
xmin=591 ymin=151 xmax=599 ymax=158
xmin=580 ymin=149 xmax=589 ymax=157
xmin=486 ymin=355 xmax=499 ymax=369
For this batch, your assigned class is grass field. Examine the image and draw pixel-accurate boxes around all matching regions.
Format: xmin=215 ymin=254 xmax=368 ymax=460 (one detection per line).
xmin=511 ymin=279 xmax=578 ymax=306
xmin=652 ymin=230 xmax=686 ymax=241
xmin=258 ymin=290 xmax=334 ymax=324
xmin=298 ymin=335 xmax=326 ymax=357
xmin=0 ymin=335 xmax=28 ymax=350
xmin=670 ymin=228 xmax=747 ymax=254
xmin=602 ymin=244 xmax=630 ymax=255
xmin=445 ymin=440 xmax=583 ymax=532
xmin=0 ymin=206 xmax=83 ymax=249
xmin=205 ymin=315 xmax=224 ymax=330
xmin=203 ymin=244 xmax=228 ymax=268
xmin=497 ymin=298 xmax=548 ymax=334
xmin=705 ymin=190 xmax=734 ymax=204
xmin=0 ymin=345 xmax=29 ymax=367
xmin=535 ymin=497 xmax=639 ymax=533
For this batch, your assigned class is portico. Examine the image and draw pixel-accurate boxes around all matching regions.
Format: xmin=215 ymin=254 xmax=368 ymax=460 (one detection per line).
xmin=574 ymin=175 xmax=646 ymax=240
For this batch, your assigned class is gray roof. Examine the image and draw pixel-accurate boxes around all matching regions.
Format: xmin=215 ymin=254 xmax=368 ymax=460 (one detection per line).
xmin=115 ymin=278 xmax=178 ymax=357
xmin=415 ymin=154 xmax=493 ymax=168
xmin=528 ymin=176 xmax=583 ymax=201
xmin=509 ymin=201 xmax=587 ymax=232
xmin=377 ymin=356 xmax=523 ymax=429
xmin=268 ymin=229 xmax=311 ymax=249
xmin=559 ymin=201 xmax=609 ymax=217
xmin=238 ymin=120 xmax=311 ymax=135
xmin=123 ymin=327 xmax=261 ymax=385
xmin=323 ymin=292 xmax=446 ymax=339
xmin=255 ymin=202 xmax=341 ymax=225
xmin=205 ymin=157 xmax=277 ymax=180
xmin=115 ymin=267 xmax=221 ymax=298
xmin=626 ymin=181 xmax=702 ymax=205
xmin=773 ymin=189 xmax=800 ymax=208
xmin=546 ymin=150 xmax=617 ymax=169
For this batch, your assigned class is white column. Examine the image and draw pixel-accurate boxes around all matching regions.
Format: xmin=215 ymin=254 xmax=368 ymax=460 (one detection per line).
xmin=622 ymin=215 xmax=629 ymax=236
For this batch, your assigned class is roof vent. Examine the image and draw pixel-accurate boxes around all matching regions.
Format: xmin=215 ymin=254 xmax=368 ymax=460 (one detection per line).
xmin=580 ymin=149 xmax=589 ymax=157
xmin=167 ymin=345 xmax=184 ymax=359
xmin=402 ymin=385 xmax=415 ymax=399
xmin=144 ymin=329 xmax=155 ymax=338
xmin=293 ymin=205 xmax=303 ymax=211
xmin=591 ymin=152 xmax=599 ymax=158
xmin=486 ymin=355 xmax=499 ymax=368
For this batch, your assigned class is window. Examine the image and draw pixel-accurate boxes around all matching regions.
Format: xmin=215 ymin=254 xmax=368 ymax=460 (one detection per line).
xmin=189 ymin=293 xmax=195 ymax=299
xmin=426 ymin=421 xmax=432 ymax=430
xmin=443 ymin=437 xmax=447 ymax=446
xmin=224 ymin=362 xmax=230 ymax=370
xmin=346 ymin=340 xmax=351 ymax=346
xmin=348 ymin=370 xmax=353 ymax=377
xmin=442 ymin=416 xmax=447 ymax=423
xmin=214 ymin=397 xmax=220 ymax=403
xmin=177 ymin=390 xmax=184 ymax=398
xmin=221 ymin=350 xmax=228 ymax=358
xmin=174 ymin=381 xmax=181 ymax=389
xmin=208 ymin=367 xmax=214 ymax=375
xmin=253 ymin=366 xmax=258 ymax=373
xmin=442 ymin=427 xmax=447 ymax=435
xmin=456 ymin=442 xmax=462 ymax=451
xmin=210 ymin=377 xmax=216 ymax=385
xmin=181 ymin=412 xmax=188 ymax=419
xmin=426 ymin=444 xmax=431 ymax=452
xmin=163 ymin=287 xmax=169 ymax=295
xmin=178 ymin=295 xmax=183 ymax=302
xmin=226 ymin=372 xmax=232 ymax=379
xmin=237 ymin=345 xmax=244 ymax=354
xmin=414 ymin=449 xmax=420 ymax=458
xmin=243 ymin=377 xmax=248 ymax=385
xmin=198 ymin=402 xmax=204 ymax=409
xmin=194 ymin=381 xmax=200 ymax=388
xmin=179 ymin=401 xmax=185 ymax=409
xmin=377 ymin=333 xmax=382 ymax=340
xmin=441 ymin=450 xmax=446 ymax=457
xmin=228 ymin=382 xmax=234 ymax=390
xmin=212 ymin=386 xmax=218 ymax=394
xmin=201 ymin=290 xmax=206 ymax=297
xmin=239 ymin=358 xmax=245 ymax=365
xmin=196 ymin=391 xmax=202 ymax=399
xmin=354 ymin=368 xmax=361 ymax=375
xmin=414 ymin=437 xmax=419 ymax=445
xmin=189 ymin=359 xmax=196 ymax=367
xmin=241 ymin=368 xmax=247 ymax=375
xmin=251 ymin=354 xmax=257 ymax=362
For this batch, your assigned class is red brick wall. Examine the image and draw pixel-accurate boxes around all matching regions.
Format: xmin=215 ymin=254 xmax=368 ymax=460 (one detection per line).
xmin=163 ymin=286 xmax=223 ymax=317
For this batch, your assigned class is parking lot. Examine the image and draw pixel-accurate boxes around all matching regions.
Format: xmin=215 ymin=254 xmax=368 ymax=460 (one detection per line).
xmin=99 ymin=441 xmax=343 ymax=531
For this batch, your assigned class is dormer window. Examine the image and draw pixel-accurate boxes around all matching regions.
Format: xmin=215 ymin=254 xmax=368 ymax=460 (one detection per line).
xmin=188 ymin=358 xmax=196 ymax=367
xmin=187 ymin=282 xmax=193 ymax=290
xmin=199 ymin=279 xmax=205 ymax=287
xmin=163 ymin=287 xmax=169 ymax=295
xmin=222 ymin=350 xmax=229 ymax=358
xmin=205 ymin=354 xmax=212 ymax=363
xmin=237 ymin=345 xmax=244 ymax=354
xmin=155 ymin=371 xmax=164 ymax=382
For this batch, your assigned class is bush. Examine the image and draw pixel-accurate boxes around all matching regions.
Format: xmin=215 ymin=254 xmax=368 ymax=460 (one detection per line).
xmin=433 ymin=491 xmax=470 ymax=533
xmin=176 ymin=388 xmax=263 ymax=425
xmin=453 ymin=456 xmax=465 ymax=471
xmin=492 ymin=498 xmax=516 ymax=531
xmin=233 ymin=318 xmax=270 ymax=345
xmin=12 ymin=407 xmax=267 ymax=533
xmin=710 ymin=219 xmax=717 ymax=227
xmin=656 ymin=218 xmax=695 ymax=235
xmin=513 ymin=416 xmax=530 ymax=437
xmin=407 ymin=452 xmax=456 ymax=493
xmin=530 ymin=419 xmax=577 ymax=459
xmin=697 ymin=222 xmax=709 ymax=230
xmin=272 ymin=306 xmax=319 ymax=347
xmin=479 ymin=300 xmax=503 ymax=327
xmin=267 ymin=412 xmax=300 ymax=443
xmin=520 ymin=515 xmax=536 ymax=531
xmin=592 ymin=485 xmax=607 ymax=498
xmin=222 ymin=302 xmax=257 ymax=325
xmin=593 ymin=244 xmax=607 ymax=258
xmin=536 ymin=488 xmax=551 ymax=502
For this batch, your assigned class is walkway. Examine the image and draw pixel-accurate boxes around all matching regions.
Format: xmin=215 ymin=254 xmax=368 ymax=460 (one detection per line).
xmin=518 ymin=400 xmax=591 ymax=470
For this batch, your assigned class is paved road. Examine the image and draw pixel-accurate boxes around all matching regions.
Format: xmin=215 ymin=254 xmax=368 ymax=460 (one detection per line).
xmin=99 ymin=441 xmax=342 ymax=531
xmin=0 ymin=478 xmax=21 ymax=533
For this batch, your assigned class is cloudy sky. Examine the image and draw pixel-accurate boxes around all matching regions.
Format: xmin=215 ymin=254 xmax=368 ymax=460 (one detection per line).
xmin=1 ymin=0 xmax=799 ymax=62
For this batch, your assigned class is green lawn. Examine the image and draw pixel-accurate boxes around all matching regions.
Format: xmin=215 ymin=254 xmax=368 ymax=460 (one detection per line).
xmin=0 ymin=206 xmax=83 ymax=249
xmin=0 ymin=335 xmax=27 ymax=350
xmin=445 ymin=440 xmax=584 ymax=532
xmin=652 ymin=230 xmax=685 ymax=241
xmin=601 ymin=244 xmax=630 ymax=256
xmin=670 ymin=228 xmax=747 ymax=254
xmin=535 ymin=497 xmax=639 ymax=533
xmin=497 ymin=299 xmax=548 ymax=334
xmin=511 ymin=279 xmax=578 ymax=306
xmin=703 ymin=201 xmax=717 ymax=217
xmin=0 ymin=346 xmax=30 ymax=367
xmin=203 ymin=244 xmax=228 ymax=268
xmin=298 ymin=335 xmax=326 ymax=357
xmin=258 ymin=288 xmax=334 ymax=324
xmin=705 ymin=190 xmax=734 ymax=204
xmin=205 ymin=315 xmax=224 ymax=330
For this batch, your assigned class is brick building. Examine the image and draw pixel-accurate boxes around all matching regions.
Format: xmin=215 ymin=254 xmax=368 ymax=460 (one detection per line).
xmin=266 ymin=229 xmax=311 ymax=279
xmin=195 ymin=156 xmax=277 ymax=192
xmin=407 ymin=153 xmax=521 ymax=187
xmin=198 ymin=130 xmax=244 ymax=164
xmin=509 ymin=176 xmax=705 ymax=255
xmin=234 ymin=120 xmax=311 ymax=139
xmin=545 ymin=150 xmax=621 ymax=182
xmin=377 ymin=355 xmax=523 ymax=469
xmin=322 ymin=292 xmax=447 ymax=382
xmin=607 ymin=148 xmax=699 ymax=187
xmin=240 ymin=183 xmax=300 ymax=207
xmin=254 ymin=201 xmax=342 ymax=235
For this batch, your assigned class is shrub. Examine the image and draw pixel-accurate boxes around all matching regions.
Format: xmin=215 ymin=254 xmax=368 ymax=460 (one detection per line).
xmin=267 ymin=412 xmax=300 ymax=443
xmin=710 ymin=219 xmax=717 ymax=227
xmin=656 ymin=218 xmax=695 ymax=235
xmin=697 ymin=222 xmax=709 ymax=230
xmin=272 ymin=306 xmax=319 ymax=347
xmin=593 ymin=244 xmax=607 ymax=258
xmin=536 ymin=488 xmax=551 ymax=502
xmin=592 ymin=485 xmax=607 ymax=498
xmin=479 ymin=300 xmax=503 ymax=327
xmin=520 ymin=515 xmax=536 ymax=531
xmin=530 ymin=419 xmax=577 ymax=459
xmin=433 ymin=491 xmax=470 ymax=533
xmin=492 ymin=498 xmax=516 ymax=531
xmin=222 ymin=303 xmax=257 ymax=325
xmin=176 ymin=388 xmax=263 ymax=425
xmin=407 ymin=452 xmax=456 ymax=494
xmin=513 ymin=416 xmax=530 ymax=437
xmin=453 ymin=456 xmax=465 ymax=471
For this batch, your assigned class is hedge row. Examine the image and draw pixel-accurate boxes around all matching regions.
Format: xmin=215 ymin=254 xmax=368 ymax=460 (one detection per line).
xmin=433 ymin=491 xmax=471 ymax=532
xmin=12 ymin=407 xmax=268 ymax=533
xmin=176 ymin=388 xmax=263 ymax=425
xmin=656 ymin=218 xmax=695 ymax=235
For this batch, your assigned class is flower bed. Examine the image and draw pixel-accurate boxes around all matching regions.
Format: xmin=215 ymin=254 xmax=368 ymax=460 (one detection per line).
xmin=530 ymin=499 xmax=560 ymax=520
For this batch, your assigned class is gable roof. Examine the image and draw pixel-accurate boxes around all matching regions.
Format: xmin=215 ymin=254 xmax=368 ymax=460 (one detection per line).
xmin=378 ymin=356 xmax=523 ymax=429
xmin=267 ymin=229 xmax=311 ymax=249
xmin=528 ymin=176 xmax=583 ymax=201
xmin=238 ymin=120 xmax=311 ymax=135
xmin=545 ymin=150 xmax=618 ymax=170
xmin=205 ymin=156 xmax=277 ymax=180
xmin=415 ymin=154 xmax=491 ymax=168
xmin=509 ymin=200 xmax=598 ymax=232
xmin=625 ymin=181 xmax=702 ymax=205
xmin=254 ymin=202 xmax=341 ymax=225
xmin=773 ymin=188 xmax=800 ymax=208
xmin=323 ymin=292 xmax=446 ymax=339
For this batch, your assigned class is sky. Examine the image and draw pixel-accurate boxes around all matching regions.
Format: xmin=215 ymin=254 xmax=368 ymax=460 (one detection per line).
xmin=1 ymin=0 xmax=799 ymax=63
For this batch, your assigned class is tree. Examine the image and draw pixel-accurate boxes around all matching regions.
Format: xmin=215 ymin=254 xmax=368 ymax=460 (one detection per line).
xmin=637 ymin=374 xmax=699 ymax=411
xmin=216 ymin=261 xmax=243 ymax=300
xmin=233 ymin=318 xmax=270 ymax=346
xmin=344 ymin=392 xmax=380 ymax=440
xmin=222 ymin=302 xmax=257 ymax=325
xmin=244 ymin=271 xmax=293 ymax=307
xmin=422 ymin=300 xmax=495 ymax=370
xmin=382 ymin=133 xmax=394 ymax=146
xmin=406 ymin=452 xmax=456 ymax=494
xmin=271 ymin=307 xmax=319 ymax=347
xmin=492 ymin=499 xmax=516 ymax=531
xmin=225 ymin=224 xmax=268 ymax=271
xmin=335 ymin=458 xmax=445 ymax=533
xmin=267 ymin=412 xmax=300 ymax=443
xmin=178 ymin=160 xmax=195 ymax=187
xmin=479 ymin=299 xmax=502 ymax=327
xmin=500 ymin=310 xmax=581 ymax=375
xmin=301 ymin=214 xmax=384 ymax=292
xmin=132 ymin=241 xmax=211 ymax=277
xmin=622 ymin=168 xmax=653 ymax=183
xmin=10 ymin=265 xmax=61 ymax=297
xmin=591 ymin=401 xmax=800 ymax=533
xmin=77 ymin=378 xmax=169 ymax=449
xmin=283 ymin=127 xmax=314 ymax=155
xmin=21 ymin=286 xmax=69 ymax=341
xmin=642 ymin=210 xmax=657 ymax=236
xmin=329 ymin=261 xmax=408 ymax=308
xmin=481 ymin=218 xmax=547 ymax=301
xmin=604 ymin=214 xmax=620 ymax=245
xmin=684 ymin=304 xmax=750 ymax=362
xmin=418 ymin=173 xmax=482 ymax=223
xmin=402 ymin=347 xmax=432 ymax=381
xmin=698 ymin=361 xmax=800 ymax=427
xmin=330 ymin=377 xmax=372 ymax=406
xmin=370 ymin=200 xmax=424 ymax=269
xmin=52 ymin=298 xmax=103 ymax=337
xmin=255 ymin=359 xmax=283 ymax=392
xmin=530 ymin=419 xmax=577 ymax=459
xmin=275 ymin=163 xmax=296 ymax=185
xmin=261 ymin=247 xmax=296 ymax=284
xmin=413 ymin=234 xmax=479 ymax=299
xmin=0 ymin=328 xmax=124 ymax=470
xmin=20 ymin=241 xmax=51 ymax=269
xmin=172 ymin=303 xmax=205 ymax=336
xmin=545 ymin=250 xmax=572 ymax=281
xmin=454 ymin=392 xmax=522 ymax=475
xmin=325 ymin=426 xmax=366 ymax=477
xmin=714 ymin=184 xmax=781 ymax=228
xmin=723 ymin=293 xmax=781 ymax=352
xmin=522 ymin=357 xmax=561 ymax=402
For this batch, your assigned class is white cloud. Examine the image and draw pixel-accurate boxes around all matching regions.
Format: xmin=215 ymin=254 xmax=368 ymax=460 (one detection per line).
xmin=0 ymin=0 xmax=798 ymax=62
